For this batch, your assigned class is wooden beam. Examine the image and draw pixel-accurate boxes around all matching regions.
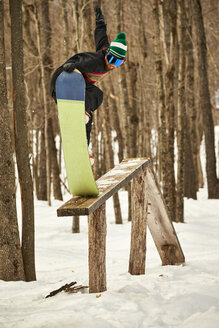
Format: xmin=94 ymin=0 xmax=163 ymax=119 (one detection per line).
xmin=88 ymin=203 xmax=106 ymax=293
xmin=129 ymin=170 xmax=148 ymax=275
xmin=57 ymin=158 xmax=151 ymax=216
xmin=145 ymin=167 xmax=185 ymax=265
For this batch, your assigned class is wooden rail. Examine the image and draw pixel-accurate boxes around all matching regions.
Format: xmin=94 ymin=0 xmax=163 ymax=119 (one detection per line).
xmin=57 ymin=158 xmax=185 ymax=293
xmin=57 ymin=158 xmax=152 ymax=216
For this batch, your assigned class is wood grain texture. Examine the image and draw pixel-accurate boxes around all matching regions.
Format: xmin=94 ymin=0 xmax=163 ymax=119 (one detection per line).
xmin=88 ymin=203 xmax=106 ymax=293
xmin=129 ymin=171 xmax=148 ymax=275
xmin=146 ymin=167 xmax=185 ymax=265
xmin=57 ymin=158 xmax=151 ymax=216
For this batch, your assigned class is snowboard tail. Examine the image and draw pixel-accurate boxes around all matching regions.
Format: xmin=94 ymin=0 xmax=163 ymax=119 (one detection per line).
xmin=56 ymin=70 xmax=99 ymax=196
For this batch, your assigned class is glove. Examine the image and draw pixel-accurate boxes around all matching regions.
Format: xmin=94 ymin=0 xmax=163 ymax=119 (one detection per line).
xmin=94 ymin=5 xmax=105 ymax=23
xmin=63 ymin=63 xmax=75 ymax=73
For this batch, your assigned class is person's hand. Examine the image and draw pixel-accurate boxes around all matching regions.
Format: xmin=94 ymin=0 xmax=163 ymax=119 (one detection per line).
xmin=94 ymin=5 xmax=105 ymax=23
xmin=63 ymin=63 xmax=75 ymax=73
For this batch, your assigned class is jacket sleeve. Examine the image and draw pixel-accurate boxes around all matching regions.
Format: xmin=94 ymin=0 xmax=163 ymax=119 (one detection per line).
xmin=50 ymin=55 xmax=97 ymax=102
xmin=65 ymin=53 xmax=98 ymax=73
xmin=94 ymin=22 xmax=110 ymax=51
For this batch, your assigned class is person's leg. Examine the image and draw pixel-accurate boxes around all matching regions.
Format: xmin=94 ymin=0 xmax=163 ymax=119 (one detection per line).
xmin=86 ymin=111 xmax=93 ymax=146
xmin=86 ymin=112 xmax=94 ymax=165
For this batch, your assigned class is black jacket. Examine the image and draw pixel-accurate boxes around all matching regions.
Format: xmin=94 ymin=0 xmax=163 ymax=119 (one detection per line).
xmin=50 ymin=22 xmax=110 ymax=113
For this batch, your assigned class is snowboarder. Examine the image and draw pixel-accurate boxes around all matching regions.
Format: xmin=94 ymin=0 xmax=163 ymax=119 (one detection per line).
xmin=50 ymin=5 xmax=127 ymax=160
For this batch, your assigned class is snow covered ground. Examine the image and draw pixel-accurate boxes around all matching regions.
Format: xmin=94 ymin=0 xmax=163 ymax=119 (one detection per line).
xmin=1 ymin=126 xmax=219 ymax=327
xmin=0 ymin=187 xmax=219 ymax=328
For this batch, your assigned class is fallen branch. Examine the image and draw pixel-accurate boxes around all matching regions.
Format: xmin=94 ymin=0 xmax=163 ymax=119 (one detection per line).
xmin=45 ymin=281 xmax=77 ymax=298
xmin=65 ymin=285 xmax=89 ymax=293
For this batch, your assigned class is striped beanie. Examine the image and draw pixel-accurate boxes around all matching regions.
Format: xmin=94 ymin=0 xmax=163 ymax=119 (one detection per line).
xmin=109 ymin=32 xmax=127 ymax=59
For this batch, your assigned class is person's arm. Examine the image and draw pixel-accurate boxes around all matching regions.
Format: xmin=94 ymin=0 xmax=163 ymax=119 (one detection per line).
xmin=94 ymin=6 xmax=110 ymax=51
xmin=63 ymin=52 xmax=100 ymax=73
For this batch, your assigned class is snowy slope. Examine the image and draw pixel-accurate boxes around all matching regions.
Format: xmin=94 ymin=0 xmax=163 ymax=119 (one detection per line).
xmin=0 ymin=188 xmax=219 ymax=328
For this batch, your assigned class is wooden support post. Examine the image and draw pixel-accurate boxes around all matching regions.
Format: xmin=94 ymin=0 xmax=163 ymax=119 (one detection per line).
xmin=129 ymin=170 xmax=148 ymax=275
xmin=88 ymin=203 xmax=107 ymax=293
xmin=72 ymin=216 xmax=80 ymax=233
xmin=145 ymin=167 xmax=185 ymax=265
xmin=160 ymin=244 xmax=178 ymax=265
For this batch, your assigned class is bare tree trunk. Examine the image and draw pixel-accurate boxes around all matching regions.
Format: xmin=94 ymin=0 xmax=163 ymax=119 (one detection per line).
xmin=176 ymin=0 xmax=186 ymax=222
xmin=109 ymin=76 xmax=124 ymax=163
xmin=71 ymin=0 xmax=87 ymax=231
xmin=114 ymin=1 xmax=132 ymax=222
xmin=33 ymin=129 xmax=39 ymax=196
xmin=184 ymin=5 xmax=197 ymax=199
xmin=137 ymin=0 xmax=150 ymax=158
xmin=192 ymin=0 xmax=219 ymax=198
xmin=23 ymin=4 xmax=47 ymax=201
xmin=48 ymin=118 xmax=63 ymax=200
xmin=72 ymin=0 xmax=80 ymax=52
xmin=0 ymin=0 xmax=25 ymax=281
xmin=37 ymin=130 xmax=47 ymax=200
xmin=127 ymin=61 xmax=139 ymax=158
xmin=164 ymin=0 xmax=177 ymax=221
xmin=118 ymin=70 xmax=130 ymax=158
xmin=152 ymin=0 xmax=168 ymax=194
xmin=58 ymin=136 xmax=62 ymax=175
xmin=186 ymin=4 xmax=199 ymax=193
xmin=38 ymin=0 xmax=63 ymax=201
xmin=102 ymin=85 xmax=123 ymax=224
xmin=10 ymin=0 xmax=36 ymax=281
xmin=197 ymin=135 xmax=204 ymax=188
xmin=34 ymin=3 xmax=51 ymax=206
xmin=91 ymin=111 xmax=100 ymax=179
xmin=61 ymin=0 xmax=70 ymax=58
xmin=115 ymin=0 xmax=130 ymax=159
xmin=184 ymin=116 xmax=197 ymax=199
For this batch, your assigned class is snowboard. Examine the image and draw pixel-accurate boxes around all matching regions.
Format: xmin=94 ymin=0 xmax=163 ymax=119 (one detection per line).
xmin=56 ymin=69 xmax=99 ymax=197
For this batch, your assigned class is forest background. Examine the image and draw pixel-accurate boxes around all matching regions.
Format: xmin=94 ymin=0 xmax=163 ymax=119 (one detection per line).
xmin=0 ymin=0 xmax=218 ymax=282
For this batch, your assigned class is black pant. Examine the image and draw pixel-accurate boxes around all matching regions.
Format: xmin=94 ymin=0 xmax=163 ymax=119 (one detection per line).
xmin=86 ymin=111 xmax=93 ymax=146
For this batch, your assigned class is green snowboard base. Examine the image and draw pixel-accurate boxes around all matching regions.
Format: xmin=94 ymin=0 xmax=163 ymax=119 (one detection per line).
xmin=56 ymin=70 xmax=99 ymax=197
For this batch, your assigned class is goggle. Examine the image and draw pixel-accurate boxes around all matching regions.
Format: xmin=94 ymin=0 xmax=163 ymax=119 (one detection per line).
xmin=106 ymin=52 xmax=124 ymax=67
